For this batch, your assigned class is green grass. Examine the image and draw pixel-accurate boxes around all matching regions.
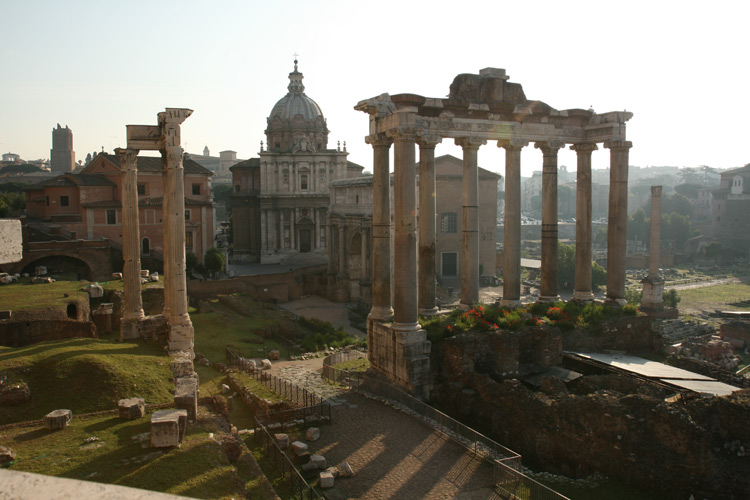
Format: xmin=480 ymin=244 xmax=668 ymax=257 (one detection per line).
xmin=191 ymin=299 xmax=291 ymax=362
xmin=0 ymin=412 xmax=246 ymax=500
xmin=0 ymin=279 xmax=89 ymax=314
xmin=333 ymin=357 xmax=369 ymax=372
xmin=676 ymin=282 xmax=750 ymax=311
xmin=0 ymin=338 xmax=174 ymax=424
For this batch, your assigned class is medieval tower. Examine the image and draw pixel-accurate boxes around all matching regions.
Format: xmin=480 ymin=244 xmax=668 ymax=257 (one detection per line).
xmin=50 ymin=124 xmax=75 ymax=173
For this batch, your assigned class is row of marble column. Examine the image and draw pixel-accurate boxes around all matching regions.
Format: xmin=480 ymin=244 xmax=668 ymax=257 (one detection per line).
xmin=260 ymin=207 xmax=324 ymax=252
xmin=367 ymin=130 xmax=632 ymax=332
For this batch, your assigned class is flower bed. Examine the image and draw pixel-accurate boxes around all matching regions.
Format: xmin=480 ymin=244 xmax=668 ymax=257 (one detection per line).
xmin=421 ymin=301 xmax=638 ymax=341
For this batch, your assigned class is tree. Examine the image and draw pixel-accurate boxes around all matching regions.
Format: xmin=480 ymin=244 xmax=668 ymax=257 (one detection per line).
xmin=186 ymin=251 xmax=199 ymax=278
xmin=203 ymin=248 xmax=225 ymax=278
xmin=703 ymin=241 xmax=722 ymax=265
xmin=674 ymin=183 xmax=701 ymax=200
xmin=664 ymin=289 xmax=680 ymax=308
xmin=557 ymin=243 xmax=606 ymax=291
xmin=627 ymin=208 xmax=649 ymax=245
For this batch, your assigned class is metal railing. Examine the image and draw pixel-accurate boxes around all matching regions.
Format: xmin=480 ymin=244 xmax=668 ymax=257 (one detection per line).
xmin=356 ymin=374 xmax=521 ymax=467
xmin=494 ymin=460 xmax=571 ymax=500
xmin=255 ymin=403 xmax=331 ymax=430
xmin=321 ymin=350 xmax=366 ymax=388
xmin=255 ymin=419 xmax=323 ymax=500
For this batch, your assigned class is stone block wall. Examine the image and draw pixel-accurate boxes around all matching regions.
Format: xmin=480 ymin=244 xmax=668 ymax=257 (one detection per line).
xmin=0 ymin=320 xmax=97 ymax=347
xmin=367 ymin=321 xmax=432 ymax=399
xmin=720 ymin=321 xmax=750 ymax=348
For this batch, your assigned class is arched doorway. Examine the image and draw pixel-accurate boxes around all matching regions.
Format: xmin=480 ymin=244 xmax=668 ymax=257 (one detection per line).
xmin=142 ymin=238 xmax=150 ymax=256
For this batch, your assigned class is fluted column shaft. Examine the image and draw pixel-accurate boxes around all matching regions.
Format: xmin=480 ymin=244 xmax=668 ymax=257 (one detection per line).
xmin=418 ymin=136 xmax=441 ymax=315
xmin=605 ymin=140 xmax=632 ymax=305
xmin=116 ymin=148 xmax=145 ymax=321
xmin=392 ymin=130 xmax=419 ymax=330
xmin=536 ymin=142 xmax=562 ymax=302
xmin=649 ymin=186 xmax=662 ymax=278
xmin=367 ymin=134 xmax=393 ymax=322
xmin=160 ymin=108 xmax=194 ymax=351
xmin=572 ymin=143 xmax=598 ymax=302
xmin=161 ymin=154 xmax=172 ymax=318
xmin=456 ymin=137 xmax=486 ymax=309
xmin=500 ymin=140 xmax=526 ymax=307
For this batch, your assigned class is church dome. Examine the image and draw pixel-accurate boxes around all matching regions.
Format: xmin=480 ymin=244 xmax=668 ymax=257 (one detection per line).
xmin=265 ymin=60 xmax=329 ymax=152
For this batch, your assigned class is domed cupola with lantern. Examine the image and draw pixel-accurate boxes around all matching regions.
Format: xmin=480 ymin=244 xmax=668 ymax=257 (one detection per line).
xmin=265 ymin=59 xmax=329 ymax=153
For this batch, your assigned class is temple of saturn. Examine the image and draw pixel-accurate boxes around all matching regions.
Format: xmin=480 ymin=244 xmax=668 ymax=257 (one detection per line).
xmin=356 ymin=68 xmax=633 ymax=399
xmin=117 ymin=108 xmax=198 ymax=420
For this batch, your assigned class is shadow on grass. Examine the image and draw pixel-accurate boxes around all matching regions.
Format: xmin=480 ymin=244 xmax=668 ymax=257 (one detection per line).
xmin=13 ymin=427 xmax=52 ymax=443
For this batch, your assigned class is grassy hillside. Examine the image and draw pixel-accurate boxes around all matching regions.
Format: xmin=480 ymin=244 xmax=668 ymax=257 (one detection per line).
xmin=0 ymin=338 xmax=173 ymax=424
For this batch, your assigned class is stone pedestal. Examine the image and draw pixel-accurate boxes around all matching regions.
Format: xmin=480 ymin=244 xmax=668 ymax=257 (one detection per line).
xmin=118 ymin=398 xmax=145 ymax=419
xmin=44 ymin=409 xmax=72 ymax=430
xmin=640 ymin=276 xmax=665 ymax=312
xmin=150 ymin=409 xmax=187 ymax=448
xmin=367 ymin=321 xmax=432 ymax=400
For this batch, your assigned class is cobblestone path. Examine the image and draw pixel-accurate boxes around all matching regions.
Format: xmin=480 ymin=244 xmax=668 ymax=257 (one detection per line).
xmin=270 ymin=361 xmax=500 ymax=500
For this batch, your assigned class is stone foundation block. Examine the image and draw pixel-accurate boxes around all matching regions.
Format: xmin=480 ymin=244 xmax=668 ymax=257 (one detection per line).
xmin=118 ymin=398 xmax=145 ymax=419
xmin=311 ymin=454 xmax=326 ymax=470
xmin=306 ymin=427 xmax=320 ymax=442
xmin=174 ymin=377 xmax=198 ymax=421
xmin=291 ymin=441 xmax=308 ymax=455
xmin=268 ymin=350 xmax=280 ymax=360
xmin=44 ymin=409 xmax=72 ymax=430
xmin=150 ymin=409 xmax=187 ymax=447
xmin=261 ymin=359 xmax=272 ymax=370
xmin=274 ymin=433 xmax=290 ymax=450
xmin=170 ymin=351 xmax=194 ymax=378
xmin=319 ymin=471 xmax=335 ymax=489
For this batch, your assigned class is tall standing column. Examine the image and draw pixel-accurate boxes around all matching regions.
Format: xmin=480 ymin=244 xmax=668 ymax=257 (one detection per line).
xmin=161 ymin=153 xmax=172 ymax=319
xmin=336 ymin=222 xmax=349 ymax=302
xmin=536 ymin=141 xmax=563 ymax=302
xmin=418 ymin=135 xmax=441 ymax=315
xmin=499 ymin=139 xmax=527 ymax=307
xmin=116 ymin=147 xmax=145 ymax=340
xmin=455 ymin=137 xmax=486 ymax=310
xmin=391 ymin=129 xmax=419 ymax=331
xmin=604 ymin=140 xmax=632 ymax=306
xmin=641 ymin=185 xmax=664 ymax=311
xmin=160 ymin=108 xmax=194 ymax=351
xmin=367 ymin=134 xmax=393 ymax=323
xmin=571 ymin=143 xmax=598 ymax=302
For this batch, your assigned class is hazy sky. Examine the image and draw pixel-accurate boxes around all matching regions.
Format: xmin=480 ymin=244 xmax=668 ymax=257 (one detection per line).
xmin=2 ymin=0 xmax=748 ymax=177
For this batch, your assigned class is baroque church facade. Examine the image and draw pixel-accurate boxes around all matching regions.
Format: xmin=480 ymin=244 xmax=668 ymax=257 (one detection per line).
xmin=231 ymin=61 xmax=363 ymax=264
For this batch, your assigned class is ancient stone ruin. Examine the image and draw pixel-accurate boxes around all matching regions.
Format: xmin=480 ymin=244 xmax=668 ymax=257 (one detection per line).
xmin=356 ymin=68 xmax=633 ymax=398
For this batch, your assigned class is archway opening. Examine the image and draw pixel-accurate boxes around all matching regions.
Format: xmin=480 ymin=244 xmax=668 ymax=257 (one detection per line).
xmin=66 ymin=303 xmax=78 ymax=319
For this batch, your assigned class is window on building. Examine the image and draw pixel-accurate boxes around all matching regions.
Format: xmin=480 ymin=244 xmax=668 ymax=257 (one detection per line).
xmin=45 ymin=196 xmax=49 ymax=207
xmin=192 ymin=184 xmax=201 ymax=195
xmin=106 ymin=209 xmax=116 ymax=225
xmin=441 ymin=212 xmax=457 ymax=233
xmin=60 ymin=195 xmax=69 ymax=207
xmin=319 ymin=225 xmax=326 ymax=246
xmin=185 ymin=209 xmax=191 ymax=221
xmin=442 ymin=253 xmax=458 ymax=276
xmin=300 ymin=174 xmax=308 ymax=190
xmin=137 ymin=184 xmax=146 ymax=196
xmin=234 ymin=184 xmax=241 ymax=193
xmin=142 ymin=237 xmax=150 ymax=256
xmin=185 ymin=232 xmax=193 ymax=251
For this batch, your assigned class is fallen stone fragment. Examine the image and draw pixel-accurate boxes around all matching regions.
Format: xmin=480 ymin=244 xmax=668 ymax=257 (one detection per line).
xmin=291 ymin=441 xmax=308 ymax=455
xmin=118 ymin=398 xmax=145 ymax=419
xmin=274 ymin=433 xmax=290 ymax=450
xmin=311 ymin=454 xmax=326 ymax=470
xmin=340 ymin=461 xmax=354 ymax=477
xmin=306 ymin=427 xmax=320 ymax=442
xmin=44 ymin=409 xmax=72 ymax=430
xmin=319 ymin=471 xmax=335 ymax=489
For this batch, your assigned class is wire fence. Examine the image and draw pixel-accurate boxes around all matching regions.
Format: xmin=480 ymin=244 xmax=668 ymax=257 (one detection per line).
xmin=255 ymin=420 xmax=323 ymax=500
xmin=321 ymin=349 xmax=366 ymax=388
xmin=494 ymin=461 xmax=572 ymax=500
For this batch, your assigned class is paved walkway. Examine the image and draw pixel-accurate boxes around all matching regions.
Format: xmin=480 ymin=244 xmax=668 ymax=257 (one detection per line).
xmin=278 ymin=295 xmax=364 ymax=339
xmin=269 ymin=358 xmax=499 ymax=500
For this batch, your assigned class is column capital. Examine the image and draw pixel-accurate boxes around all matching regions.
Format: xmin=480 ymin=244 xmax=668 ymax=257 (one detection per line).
xmin=534 ymin=141 xmax=565 ymax=155
xmin=387 ymin=127 xmax=417 ymax=142
xmin=570 ymin=142 xmax=599 ymax=154
xmin=417 ymin=134 xmax=442 ymax=148
xmin=159 ymin=108 xmax=193 ymax=126
xmin=114 ymin=148 xmax=139 ymax=168
xmin=454 ymin=136 xmax=486 ymax=150
xmin=604 ymin=140 xmax=632 ymax=151
xmin=651 ymin=185 xmax=662 ymax=196
xmin=497 ymin=138 xmax=529 ymax=151
xmin=365 ymin=133 xmax=392 ymax=148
